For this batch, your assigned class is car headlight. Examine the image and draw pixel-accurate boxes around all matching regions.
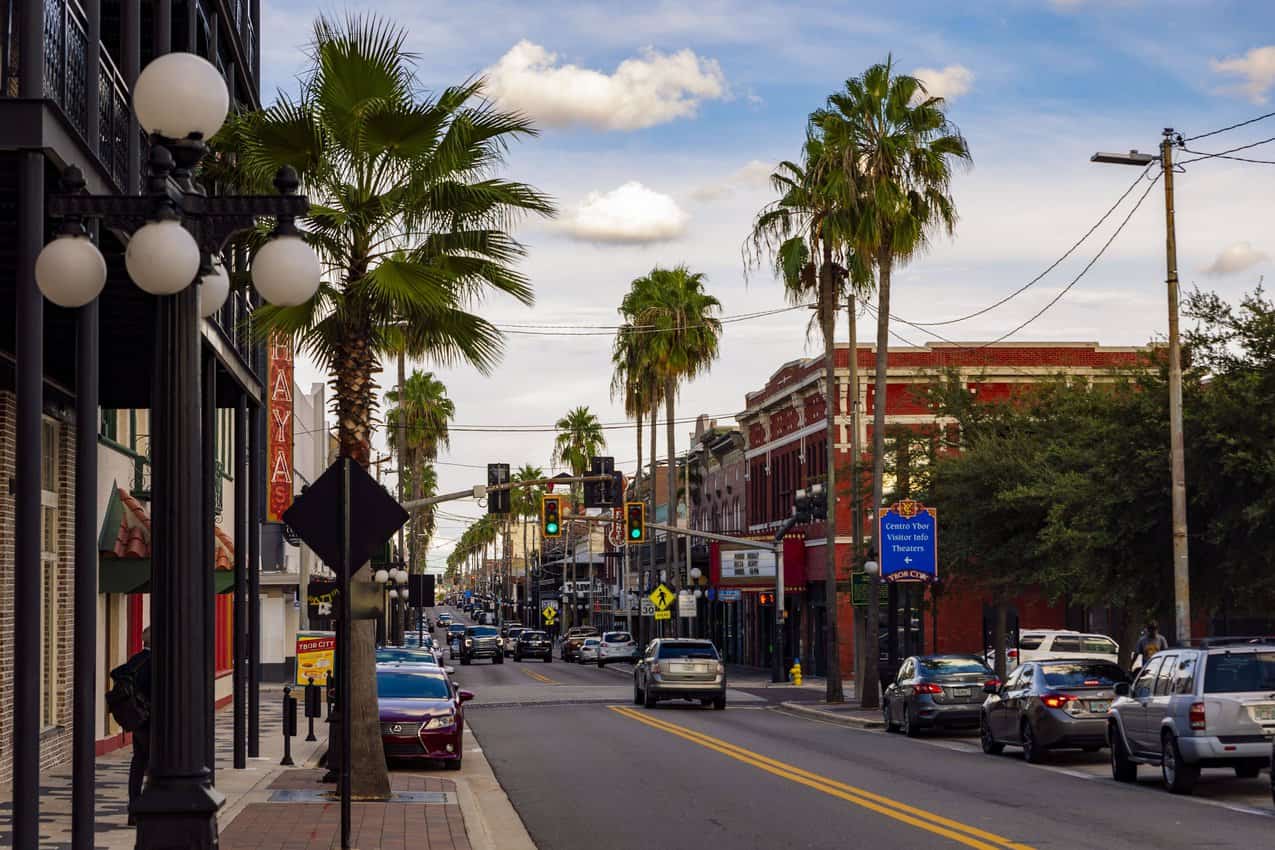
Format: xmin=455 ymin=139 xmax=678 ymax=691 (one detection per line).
xmin=465 ymin=639 xmax=473 ymax=646
xmin=422 ymin=713 xmax=456 ymax=730
xmin=496 ymin=638 xmax=503 ymax=646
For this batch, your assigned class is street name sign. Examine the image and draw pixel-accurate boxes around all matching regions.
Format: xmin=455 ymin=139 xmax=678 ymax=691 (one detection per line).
xmin=677 ymin=590 xmax=697 ymax=618
xmin=878 ymin=499 xmax=938 ymax=582
xmin=648 ymin=583 xmax=675 ymax=611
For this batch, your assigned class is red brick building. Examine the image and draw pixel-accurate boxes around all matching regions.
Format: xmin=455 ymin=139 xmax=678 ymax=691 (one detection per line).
xmin=731 ymin=341 xmax=1146 ymax=680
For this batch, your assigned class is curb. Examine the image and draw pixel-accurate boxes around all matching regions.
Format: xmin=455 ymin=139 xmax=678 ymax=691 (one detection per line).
xmin=456 ymin=727 xmax=537 ymax=850
xmin=777 ymin=701 xmax=884 ymax=730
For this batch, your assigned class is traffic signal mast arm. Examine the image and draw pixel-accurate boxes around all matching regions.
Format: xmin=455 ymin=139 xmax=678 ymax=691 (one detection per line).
xmin=400 ymin=474 xmax=618 ymax=510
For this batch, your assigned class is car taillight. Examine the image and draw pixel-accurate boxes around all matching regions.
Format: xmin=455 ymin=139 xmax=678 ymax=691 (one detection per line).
xmin=1189 ymin=701 xmax=1206 ymax=730
xmin=1007 ymin=649 xmax=1019 ymax=659
xmin=912 ymin=683 xmax=943 ymax=695
xmin=984 ymin=679 xmax=1001 ymax=690
xmin=601 ymin=643 xmax=609 ymax=647
xmin=1041 ymin=693 xmax=1075 ymax=710
xmin=650 ymin=662 xmax=661 ymax=674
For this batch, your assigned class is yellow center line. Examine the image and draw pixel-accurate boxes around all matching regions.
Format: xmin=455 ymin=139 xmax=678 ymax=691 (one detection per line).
xmin=609 ymin=706 xmax=1035 ymax=850
xmin=521 ymin=667 xmax=557 ymax=685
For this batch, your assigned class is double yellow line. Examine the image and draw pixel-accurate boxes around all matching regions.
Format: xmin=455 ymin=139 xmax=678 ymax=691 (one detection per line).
xmin=609 ymin=706 xmax=1034 ymax=850
xmin=522 ymin=667 xmax=556 ymax=685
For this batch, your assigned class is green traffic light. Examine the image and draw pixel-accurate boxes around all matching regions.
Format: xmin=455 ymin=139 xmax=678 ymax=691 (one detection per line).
xmin=630 ymin=528 xmax=641 ymax=539
xmin=546 ymin=522 xmax=559 ymax=534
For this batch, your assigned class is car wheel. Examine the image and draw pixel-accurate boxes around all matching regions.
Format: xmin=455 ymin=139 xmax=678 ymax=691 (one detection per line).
xmin=460 ymin=657 xmax=470 ymax=666
xmin=1082 ymin=746 xmax=1101 ymax=753
xmin=513 ymin=652 xmax=521 ymax=662
xmin=598 ymin=660 xmax=607 ymax=668
xmin=883 ymin=700 xmax=899 ymax=733
xmin=1235 ymin=764 xmax=1262 ymax=779
xmin=634 ymin=682 xmax=643 ymax=705
xmin=1021 ymin=720 xmax=1045 ymax=764
xmin=444 ymin=758 xmax=462 ymax=771
xmin=1161 ymin=732 xmax=1199 ymax=794
xmin=980 ymin=715 xmax=1004 ymax=755
xmin=713 ymin=696 xmax=726 ymax=711
xmin=495 ymin=655 xmax=504 ymax=665
xmin=643 ymin=686 xmax=657 ymax=709
xmin=545 ymin=655 xmax=552 ymax=664
xmin=902 ymin=704 xmax=920 ymax=738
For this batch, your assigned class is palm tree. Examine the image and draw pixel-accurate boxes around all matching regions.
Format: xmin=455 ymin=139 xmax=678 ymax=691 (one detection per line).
xmin=811 ymin=57 xmax=970 ymax=707
xmin=626 ymin=267 xmax=722 ymax=613
xmin=552 ymin=406 xmax=607 ymax=504
xmin=386 ymin=370 xmax=454 ymax=572
xmin=219 ymin=15 xmax=554 ymax=796
xmin=511 ymin=464 xmax=544 ymax=620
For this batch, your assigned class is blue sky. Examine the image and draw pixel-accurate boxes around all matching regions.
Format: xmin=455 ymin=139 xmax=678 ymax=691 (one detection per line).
xmin=259 ymin=0 xmax=1275 ymax=566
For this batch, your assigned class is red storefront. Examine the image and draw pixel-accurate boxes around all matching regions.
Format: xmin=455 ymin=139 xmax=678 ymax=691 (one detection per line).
xmin=708 ymin=536 xmax=807 ymax=669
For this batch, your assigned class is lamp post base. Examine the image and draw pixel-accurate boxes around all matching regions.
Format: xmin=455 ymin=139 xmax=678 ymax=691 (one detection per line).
xmin=134 ymin=780 xmax=225 ymax=849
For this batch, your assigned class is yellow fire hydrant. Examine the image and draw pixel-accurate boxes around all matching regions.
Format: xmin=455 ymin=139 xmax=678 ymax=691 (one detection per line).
xmin=789 ymin=660 xmax=803 ymax=686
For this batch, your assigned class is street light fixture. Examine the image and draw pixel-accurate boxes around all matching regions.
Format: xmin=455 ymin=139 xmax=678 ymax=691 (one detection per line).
xmin=33 ymin=51 xmax=321 ymax=848
xmin=864 ymin=560 xmax=880 ymax=577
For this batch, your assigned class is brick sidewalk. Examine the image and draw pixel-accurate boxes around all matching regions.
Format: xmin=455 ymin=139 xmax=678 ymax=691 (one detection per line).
xmin=220 ymin=769 xmax=469 ymax=850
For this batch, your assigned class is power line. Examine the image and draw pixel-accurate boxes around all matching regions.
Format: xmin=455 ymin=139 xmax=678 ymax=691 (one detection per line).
xmin=1179 ymin=135 xmax=1275 ymax=165
xmin=1184 ymin=111 xmax=1275 ymax=143
xmin=494 ymin=304 xmax=810 ymax=336
xmin=899 ymin=162 xmax=1154 ymax=327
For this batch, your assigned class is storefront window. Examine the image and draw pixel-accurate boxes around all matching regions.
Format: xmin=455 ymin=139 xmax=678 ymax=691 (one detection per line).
xmin=40 ymin=419 xmax=60 ymax=728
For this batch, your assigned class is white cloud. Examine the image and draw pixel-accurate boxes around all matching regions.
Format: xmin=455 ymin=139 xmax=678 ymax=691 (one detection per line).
xmin=1211 ymin=46 xmax=1275 ymax=103
xmin=689 ymin=159 xmax=774 ymax=202
xmin=483 ymin=40 xmax=728 ymax=131
xmin=564 ymin=181 xmax=689 ymax=243
xmin=912 ymin=64 xmax=975 ymax=102
xmin=1202 ymin=241 xmax=1269 ymax=276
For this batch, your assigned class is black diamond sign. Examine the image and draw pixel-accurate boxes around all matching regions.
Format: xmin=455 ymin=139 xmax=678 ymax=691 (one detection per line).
xmin=282 ymin=457 xmax=409 ymax=579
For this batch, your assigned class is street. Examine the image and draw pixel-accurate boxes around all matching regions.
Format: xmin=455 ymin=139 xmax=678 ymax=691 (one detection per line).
xmin=434 ymin=609 xmax=1275 ymax=850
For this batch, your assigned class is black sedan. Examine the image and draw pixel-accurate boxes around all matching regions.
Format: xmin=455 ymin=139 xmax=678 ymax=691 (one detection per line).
xmin=513 ymin=630 xmax=553 ymax=662
xmin=883 ymin=654 xmax=998 ymax=737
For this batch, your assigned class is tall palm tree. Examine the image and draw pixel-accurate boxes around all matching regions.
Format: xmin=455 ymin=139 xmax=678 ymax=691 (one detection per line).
xmin=811 ymin=57 xmax=970 ymax=707
xmin=511 ymin=464 xmax=545 ymax=620
xmin=552 ymin=406 xmax=607 ymax=504
xmin=219 ymin=15 xmax=553 ymax=796
xmin=626 ymin=267 xmax=722 ymax=614
xmin=386 ymin=370 xmax=454 ymax=572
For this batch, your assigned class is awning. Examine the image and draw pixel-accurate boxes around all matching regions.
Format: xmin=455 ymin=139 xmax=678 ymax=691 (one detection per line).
xmin=98 ymin=485 xmax=235 ymax=594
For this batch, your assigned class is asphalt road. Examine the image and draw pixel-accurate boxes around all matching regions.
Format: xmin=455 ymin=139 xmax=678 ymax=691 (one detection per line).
xmin=436 ymin=608 xmax=1275 ymax=849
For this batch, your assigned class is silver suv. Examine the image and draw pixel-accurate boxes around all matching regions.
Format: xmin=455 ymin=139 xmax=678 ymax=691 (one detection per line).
xmin=1107 ymin=638 xmax=1275 ymax=794
xmin=633 ymin=639 xmax=727 ymax=710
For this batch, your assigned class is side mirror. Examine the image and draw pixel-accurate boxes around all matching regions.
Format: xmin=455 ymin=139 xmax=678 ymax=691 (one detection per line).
xmin=983 ymin=681 xmax=1000 ymax=695
xmin=1114 ymin=682 xmax=1130 ymax=697
xmin=458 ymin=689 xmax=474 ymax=703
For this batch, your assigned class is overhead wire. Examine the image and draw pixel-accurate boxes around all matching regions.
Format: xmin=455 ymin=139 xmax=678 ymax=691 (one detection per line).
xmin=1179 ymin=135 xmax=1275 ymax=165
xmin=494 ymin=304 xmax=810 ymax=336
xmin=1184 ymin=111 xmax=1275 ymax=143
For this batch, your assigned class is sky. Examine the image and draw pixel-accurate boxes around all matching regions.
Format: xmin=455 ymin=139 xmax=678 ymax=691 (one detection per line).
xmin=258 ymin=0 xmax=1275 ymax=570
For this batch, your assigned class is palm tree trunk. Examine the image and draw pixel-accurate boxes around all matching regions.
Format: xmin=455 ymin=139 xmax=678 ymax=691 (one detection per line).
xmin=863 ymin=249 xmax=893 ymax=710
xmin=665 ymin=377 xmax=678 ymax=637
xmin=634 ymin=409 xmax=643 ymax=493
xmin=409 ymin=449 xmax=422 ymax=572
xmin=648 ymin=401 xmax=658 ymax=636
xmin=849 ymin=293 xmax=864 ymax=690
xmin=331 ymin=330 xmax=391 ymax=799
xmin=523 ymin=509 xmax=530 ymax=623
xmin=820 ymin=256 xmax=843 ymax=703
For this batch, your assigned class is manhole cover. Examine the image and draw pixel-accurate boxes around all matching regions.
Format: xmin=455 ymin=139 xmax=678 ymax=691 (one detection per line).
xmin=268 ymin=789 xmax=456 ymax=804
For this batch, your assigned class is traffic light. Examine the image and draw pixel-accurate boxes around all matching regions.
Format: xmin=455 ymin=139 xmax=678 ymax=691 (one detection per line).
xmin=542 ymin=495 xmax=562 ymax=538
xmin=487 ymin=463 xmax=510 ymax=514
xmin=585 ymin=456 xmax=615 ymax=508
xmin=624 ymin=501 xmax=646 ymax=543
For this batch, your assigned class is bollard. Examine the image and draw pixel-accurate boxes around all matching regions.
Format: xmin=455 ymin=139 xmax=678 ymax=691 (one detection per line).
xmin=304 ymin=677 xmax=321 ymax=742
xmin=281 ymin=686 xmax=298 ymax=766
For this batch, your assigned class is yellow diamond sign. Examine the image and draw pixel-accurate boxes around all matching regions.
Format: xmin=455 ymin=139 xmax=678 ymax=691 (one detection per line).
xmin=648 ymin=583 xmax=675 ymax=612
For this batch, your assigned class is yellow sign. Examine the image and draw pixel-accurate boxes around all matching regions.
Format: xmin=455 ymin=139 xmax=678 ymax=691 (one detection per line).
xmin=543 ymin=607 xmax=557 ymax=623
xmin=654 ymin=610 xmax=671 ymax=621
xmin=648 ymin=583 xmax=675 ymax=611
xmin=295 ymin=631 xmax=335 ymax=686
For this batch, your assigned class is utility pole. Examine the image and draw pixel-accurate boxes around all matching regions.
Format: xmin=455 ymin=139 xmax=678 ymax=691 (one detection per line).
xmin=1091 ymin=130 xmax=1191 ymax=644
xmin=849 ymin=294 xmax=864 ymax=694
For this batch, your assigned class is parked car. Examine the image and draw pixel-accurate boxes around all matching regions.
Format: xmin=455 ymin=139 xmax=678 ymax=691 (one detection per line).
xmin=514 ymin=630 xmax=553 ymax=662
xmin=376 ymin=664 xmax=472 ymax=770
xmin=562 ymin=626 xmax=600 ymax=662
xmin=987 ymin=630 xmax=1121 ymax=672
xmin=578 ymin=638 xmax=601 ymax=664
xmin=633 ymin=639 xmax=727 ymax=710
xmin=981 ymin=659 xmax=1128 ymax=762
xmin=500 ymin=622 xmax=524 ymax=638
xmin=504 ymin=627 xmax=527 ymax=656
xmin=1107 ymin=638 xmax=1275 ymax=794
xmin=597 ymin=631 xmax=639 ymax=667
xmin=883 ymin=654 xmax=998 ymax=736
xmin=377 ymin=647 xmax=445 ymax=668
xmin=460 ymin=625 xmax=504 ymax=665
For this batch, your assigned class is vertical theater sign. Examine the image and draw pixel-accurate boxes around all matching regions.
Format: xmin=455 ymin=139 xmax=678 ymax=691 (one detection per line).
xmin=268 ymin=333 xmax=294 ymax=522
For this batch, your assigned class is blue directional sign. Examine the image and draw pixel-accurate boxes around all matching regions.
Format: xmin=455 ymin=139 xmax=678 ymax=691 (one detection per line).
xmin=878 ymin=500 xmax=938 ymax=582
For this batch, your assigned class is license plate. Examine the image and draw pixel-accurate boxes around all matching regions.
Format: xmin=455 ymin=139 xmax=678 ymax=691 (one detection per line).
xmin=1254 ymin=705 xmax=1275 ymax=721
xmin=1089 ymin=701 xmax=1110 ymax=713
xmin=951 ymin=688 xmax=970 ymax=698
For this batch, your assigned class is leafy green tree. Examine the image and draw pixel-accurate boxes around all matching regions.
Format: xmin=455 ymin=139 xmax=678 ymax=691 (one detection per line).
xmin=552 ymin=406 xmax=607 ymax=505
xmin=811 ymin=57 xmax=970 ymax=696
xmin=386 ymin=370 xmax=454 ymax=572
xmin=220 ymin=14 xmax=553 ymax=796
xmin=511 ymin=464 xmax=545 ymax=617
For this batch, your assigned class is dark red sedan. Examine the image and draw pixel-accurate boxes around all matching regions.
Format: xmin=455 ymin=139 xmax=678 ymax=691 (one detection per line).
xmin=377 ymin=664 xmax=473 ymax=769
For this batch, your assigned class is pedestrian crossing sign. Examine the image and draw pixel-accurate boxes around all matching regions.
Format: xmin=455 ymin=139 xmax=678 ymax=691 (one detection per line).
xmin=648 ymin=583 xmax=675 ymax=612
xmin=542 ymin=606 xmax=557 ymax=623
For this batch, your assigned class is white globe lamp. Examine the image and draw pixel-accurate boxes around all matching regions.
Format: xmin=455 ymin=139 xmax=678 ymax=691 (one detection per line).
xmin=693 ymin=589 xmax=703 ymax=599
xmin=388 ymin=588 xmax=398 ymax=599
xmin=689 ymin=567 xmax=702 ymax=581
xmin=35 ymin=234 xmax=107 ymax=307
xmin=864 ymin=560 xmax=880 ymax=577
xmin=125 ymin=219 xmax=200 ymax=294
xmin=251 ymin=236 xmax=321 ymax=306
xmin=374 ymin=568 xmax=389 ymax=585
xmin=199 ymin=261 xmax=230 ymax=317
xmin=133 ymin=52 xmax=229 ymax=140
xmin=400 ymin=587 xmax=409 ymax=601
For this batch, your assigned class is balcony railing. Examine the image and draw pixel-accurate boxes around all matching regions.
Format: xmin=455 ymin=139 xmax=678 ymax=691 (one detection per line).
xmin=210 ymin=287 xmax=262 ymax=378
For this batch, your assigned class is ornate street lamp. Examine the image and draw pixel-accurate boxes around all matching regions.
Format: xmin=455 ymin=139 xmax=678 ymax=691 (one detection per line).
xmin=35 ymin=52 xmax=320 ymax=849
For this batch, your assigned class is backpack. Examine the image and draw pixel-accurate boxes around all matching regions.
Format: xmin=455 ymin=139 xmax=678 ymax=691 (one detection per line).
xmin=107 ymin=656 xmax=151 ymax=732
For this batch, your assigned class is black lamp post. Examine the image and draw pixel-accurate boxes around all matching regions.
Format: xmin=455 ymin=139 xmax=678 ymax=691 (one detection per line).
xmin=35 ymin=51 xmax=320 ymax=849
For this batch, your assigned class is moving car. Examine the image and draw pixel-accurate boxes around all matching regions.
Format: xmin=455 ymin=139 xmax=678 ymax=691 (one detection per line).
xmin=633 ymin=639 xmax=727 ymax=710
xmin=1107 ymin=638 xmax=1275 ymax=794
xmin=376 ymin=663 xmax=472 ymax=770
xmin=460 ymin=625 xmax=504 ymax=665
xmin=597 ymin=631 xmax=639 ymax=667
xmin=562 ymin=626 xmax=599 ymax=662
xmin=500 ymin=622 xmax=524 ymax=638
xmin=514 ymin=630 xmax=553 ymax=662
xmin=988 ymin=630 xmax=1120 ymax=672
xmin=578 ymin=637 xmax=601 ymax=664
xmin=447 ymin=623 xmax=468 ymax=658
xmin=883 ymin=654 xmax=997 ymax=736
xmin=504 ymin=626 xmax=527 ymax=656
xmin=437 ymin=613 xmax=452 ymax=628
xmin=981 ymin=659 xmax=1128 ymax=762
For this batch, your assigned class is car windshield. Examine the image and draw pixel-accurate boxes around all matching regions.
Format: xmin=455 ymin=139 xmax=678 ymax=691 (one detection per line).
xmin=1018 ymin=635 xmax=1045 ymax=650
xmin=583 ymin=639 xmax=599 ymax=646
xmin=449 ymin=625 xmax=466 ymax=633
xmin=521 ymin=631 xmax=546 ymax=640
xmin=469 ymin=627 xmax=498 ymax=637
xmin=1040 ymin=661 xmax=1126 ymax=687
xmin=604 ymin=633 xmax=632 ymax=642
xmin=376 ymin=649 xmax=435 ymax=663
xmin=658 ymin=643 xmax=719 ymax=660
xmin=919 ymin=657 xmax=992 ymax=676
xmin=1203 ymin=652 xmax=1275 ymax=693
xmin=377 ymin=671 xmax=452 ymax=700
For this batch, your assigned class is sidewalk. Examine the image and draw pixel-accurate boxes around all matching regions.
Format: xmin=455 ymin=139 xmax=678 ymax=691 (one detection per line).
xmin=774 ymin=684 xmax=888 ymax=730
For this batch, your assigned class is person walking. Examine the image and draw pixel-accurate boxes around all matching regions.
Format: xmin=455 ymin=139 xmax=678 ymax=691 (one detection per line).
xmin=1132 ymin=619 xmax=1168 ymax=671
xmin=124 ymin=626 xmax=152 ymax=824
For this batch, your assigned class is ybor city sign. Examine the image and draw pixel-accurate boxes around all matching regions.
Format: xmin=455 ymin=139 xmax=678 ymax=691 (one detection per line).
xmin=878 ymin=499 xmax=938 ymax=583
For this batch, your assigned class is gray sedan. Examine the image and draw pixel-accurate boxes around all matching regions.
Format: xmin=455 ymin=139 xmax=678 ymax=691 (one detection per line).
xmin=883 ymin=654 xmax=997 ymax=737
xmin=633 ymin=639 xmax=726 ymax=710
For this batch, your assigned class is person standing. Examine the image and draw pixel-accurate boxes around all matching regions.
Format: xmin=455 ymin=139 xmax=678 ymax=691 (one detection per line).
xmin=1132 ymin=619 xmax=1168 ymax=670
xmin=124 ymin=626 xmax=152 ymax=824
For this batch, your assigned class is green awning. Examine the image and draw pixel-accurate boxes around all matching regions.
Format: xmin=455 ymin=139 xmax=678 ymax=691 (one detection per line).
xmin=98 ymin=485 xmax=235 ymax=594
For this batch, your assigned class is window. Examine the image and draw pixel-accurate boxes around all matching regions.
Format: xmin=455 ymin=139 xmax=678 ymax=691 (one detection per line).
xmin=1018 ymin=634 xmax=1045 ymax=651
xmin=1051 ymin=636 xmax=1082 ymax=652
xmin=1133 ymin=656 xmax=1163 ymax=699
xmin=1040 ymin=662 xmax=1127 ymax=688
xmin=657 ymin=642 xmax=719 ymax=660
xmin=100 ymin=409 xmax=118 ymax=441
xmin=1080 ymin=637 xmax=1119 ymax=654
xmin=919 ymin=657 xmax=994 ymax=676
xmin=1152 ymin=654 xmax=1178 ymax=696
xmin=1202 ymin=652 xmax=1275 ymax=694
xmin=1171 ymin=656 xmax=1198 ymax=695
xmin=40 ymin=420 xmax=60 ymax=728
